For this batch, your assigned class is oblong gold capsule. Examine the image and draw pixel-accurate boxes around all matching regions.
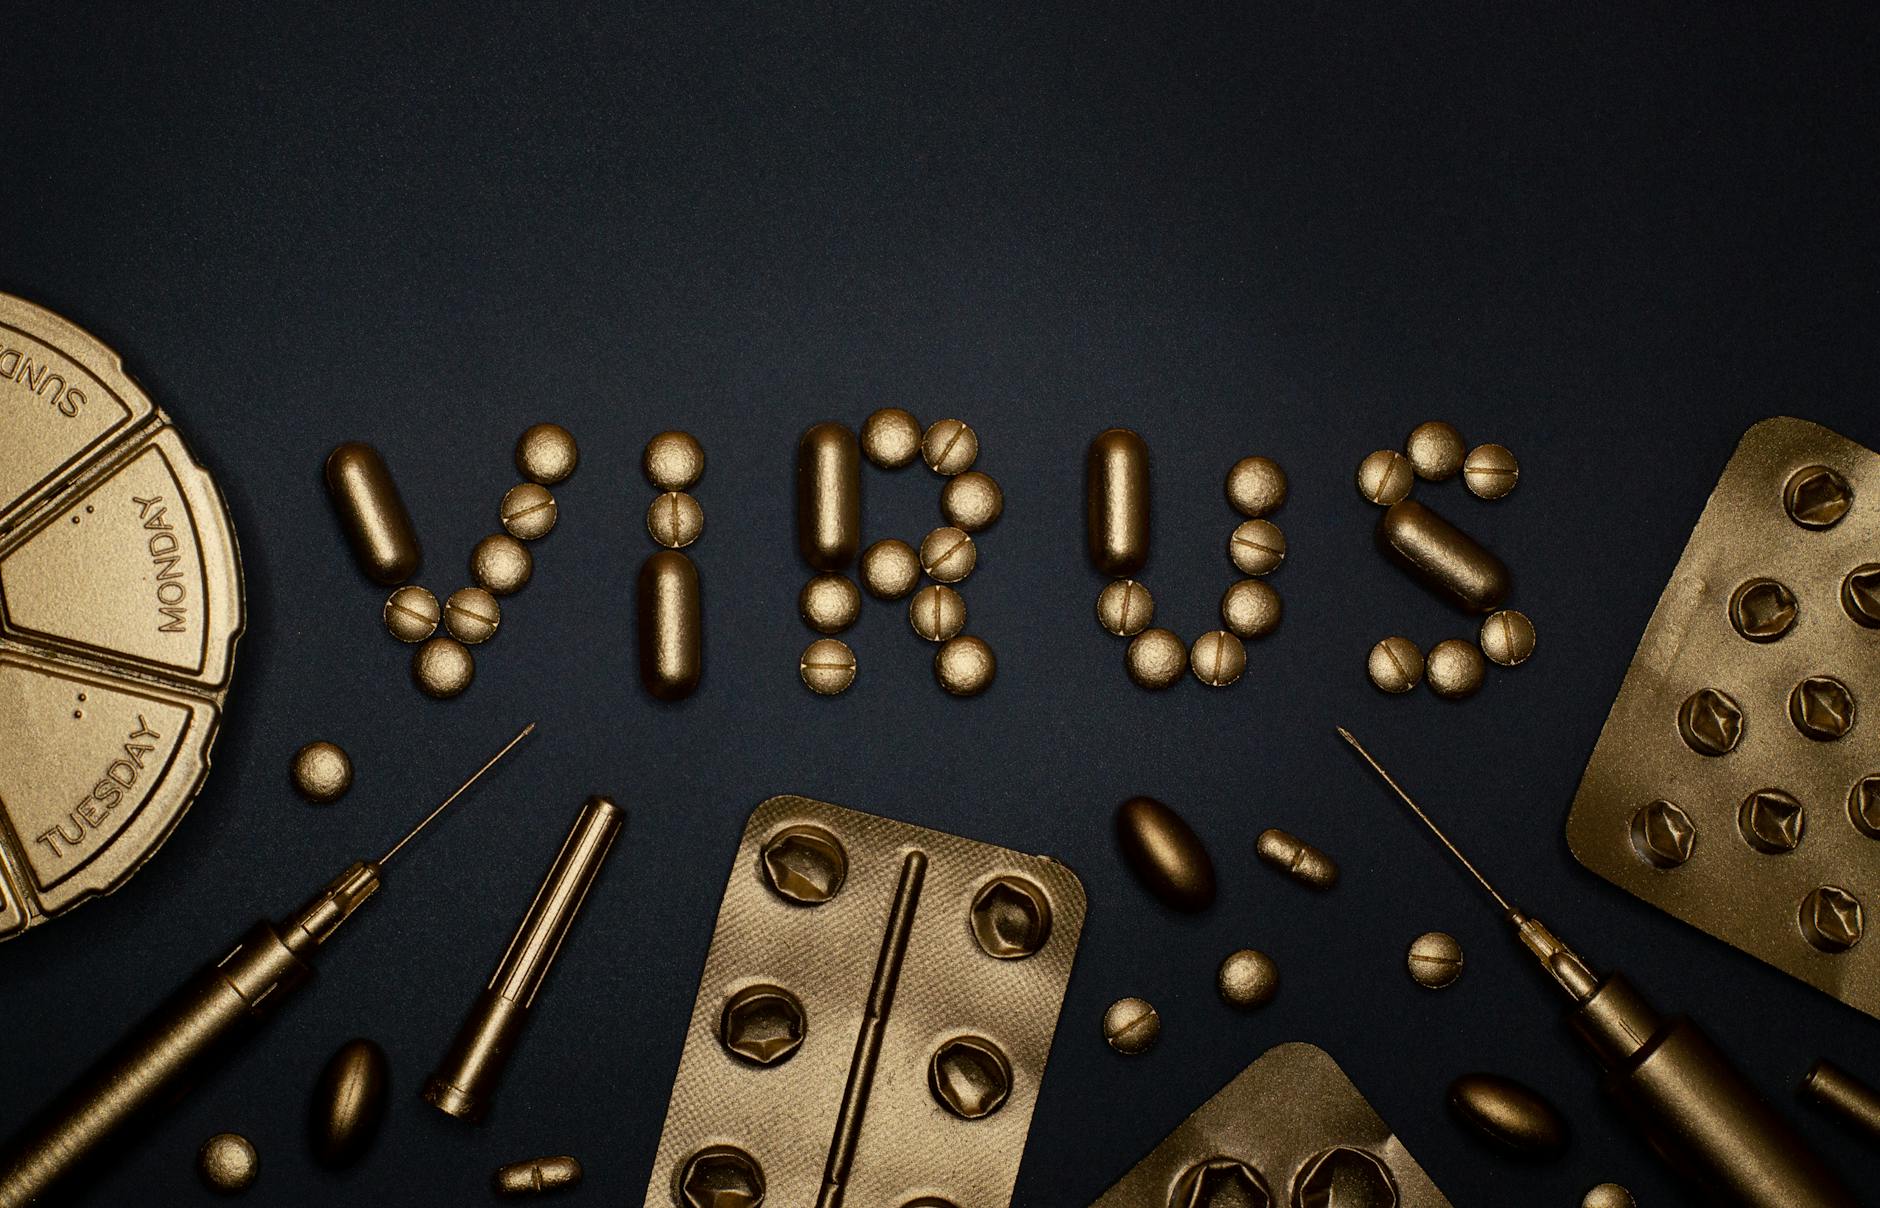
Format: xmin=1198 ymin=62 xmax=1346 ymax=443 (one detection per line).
xmin=310 ymin=1038 xmax=389 ymax=1169
xmin=1255 ymin=827 xmax=1339 ymax=889
xmin=1086 ymin=428 xmax=1150 ymax=576
xmin=638 ymin=550 xmax=701 ymax=700
xmin=492 ymin=1154 xmax=583 ymax=1197
xmin=796 ymin=422 xmax=862 ymax=570
xmin=324 ymin=442 xmax=421 ymax=585
xmin=1447 ymin=1072 xmax=1568 ymax=1159
xmin=1376 ymin=499 xmax=1512 ymax=613
xmin=1114 ymin=796 xmax=1215 ymax=912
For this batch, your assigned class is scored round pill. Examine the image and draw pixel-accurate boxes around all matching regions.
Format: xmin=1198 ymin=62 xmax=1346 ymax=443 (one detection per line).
xmin=799 ymin=638 xmax=857 ymax=695
xmin=444 ymin=587 xmax=502 ymax=645
xmin=919 ymin=526 xmax=977 ymax=583
xmin=514 ymin=423 xmax=578 ymax=485
xmin=1221 ymin=579 xmax=1281 ymax=639
xmin=500 ymin=482 xmax=558 ymax=541
xmin=1404 ymin=421 xmax=1466 ymax=481
xmin=1097 ymin=579 xmax=1155 ymax=637
xmin=799 ymin=574 xmax=862 ymax=635
xmin=861 ymin=407 xmax=923 ymax=468
xmin=198 ymin=1132 xmax=258 ymax=1194
xmin=1479 ymin=609 xmax=1536 ymax=667
xmin=646 ymin=491 xmax=705 ymax=549
xmin=941 ymin=471 xmax=1004 ymax=532
xmin=1426 ymin=638 xmax=1485 ymax=700
xmin=1357 ymin=449 xmax=1414 ymax=505
xmin=861 ymin=538 xmax=921 ymax=600
xmin=1225 ymin=456 xmax=1287 ymax=518
xmin=1228 ymin=519 xmax=1286 ymax=576
xmin=1102 ymin=997 xmax=1160 ymax=1055
xmin=413 ymin=637 xmax=476 ymax=699
xmin=1190 ymin=630 xmax=1246 ymax=687
xmin=1217 ymin=949 xmax=1279 ymax=1008
xmin=909 ymin=584 xmax=967 ymax=642
xmin=470 ymin=534 xmax=533 ymax=596
xmin=642 ymin=430 xmax=705 ymax=491
xmin=1126 ymin=628 xmax=1188 ymax=690
xmin=1463 ymin=443 xmax=1519 ymax=500
xmin=921 ymin=418 xmax=979 ymax=476
xmin=383 ymin=585 xmax=440 ymax=643
xmin=1367 ymin=635 xmax=1424 ymax=693
xmin=1407 ymin=931 xmax=1465 ymax=988
xmin=935 ymin=634 xmax=996 ymax=696
xmin=292 ymin=741 xmax=353 ymax=805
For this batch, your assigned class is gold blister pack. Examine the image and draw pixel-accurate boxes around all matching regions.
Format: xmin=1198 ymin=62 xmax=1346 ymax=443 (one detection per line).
xmin=1568 ymin=417 xmax=1880 ymax=1017
xmin=644 ymin=795 xmax=1087 ymax=1207
xmin=1090 ymin=1043 xmax=1452 ymax=1208
xmin=0 ymin=292 xmax=243 ymax=938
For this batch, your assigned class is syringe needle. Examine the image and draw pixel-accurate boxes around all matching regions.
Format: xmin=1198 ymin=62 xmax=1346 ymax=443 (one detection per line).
xmin=377 ymin=722 xmax=537 ymax=867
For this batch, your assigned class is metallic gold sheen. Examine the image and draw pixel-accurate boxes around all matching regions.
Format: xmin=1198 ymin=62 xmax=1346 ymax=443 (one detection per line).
xmin=1125 ymin=628 xmax=1187 ymax=689
xmin=444 ymin=587 xmax=502 ymax=645
xmin=797 ymin=422 xmax=862 ymax=571
xmin=1581 ymin=1184 xmax=1636 ymax=1208
xmin=324 ymin=442 xmax=421 ymax=585
xmin=1405 ymin=421 xmax=1466 ymax=481
xmin=1841 ymin=564 xmax=1880 ymax=627
xmin=1462 ymin=443 xmax=1519 ymax=500
xmin=1255 ymin=828 xmax=1339 ymax=890
xmin=470 ymin=534 xmax=533 ymax=596
xmin=493 ymin=1154 xmax=584 ymax=1198
xmin=1228 ymin=519 xmax=1286 ymax=576
xmin=1406 ymin=932 xmax=1464 ymax=989
xmin=1189 ymin=630 xmax=1245 ymax=687
xmin=638 ymin=551 xmax=702 ymax=701
xmin=799 ymin=574 xmax=862 ymax=635
xmin=861 ymin=408 xmax=922 ymax=469
xmin=1425 ymin=639 xmax=1485 ymax=700
xmin=934 ymin=635 xmax=995 ymax=696
xmin=1784 ymin=464 xmax=1851 ymax=529
xmin=1096 ymin=579 xmax=1155 ymax=637
xmin=941 ymin=471 xmax=1003 ymax=532
xmin=799 ymin=638 xmax=857 ymax=695
xmin=1376 ymin=500 xmax=1511 ymax=613
xmin=1356 ymin=449 xmax=1414 ymax=506
xmin=646 ymin=491 xmax=705 ymax=549
xmin=1225 ymin=456 xmax=1287 ymax=518
xmin=1102 ymin=997 xmax=1159 ymax=1055
xmin=1220 ymin=580 xmax=1281 ymax=640
xmin=197 ymin=1132 xmax=258 ymax=1193
xmin=1446 ymin=1073 xmax=1568 ymax=1159
xmin=383 ymin=585 xmax=440 ymax=642
xmin=1367 ymin=636 xmax=1424 ymax=693
xmin=1730 ymin=578 xmax=1798 ymax=641
xmin=292 ymin=741 xmax=353 ymax=804
xmin=413 ymin=637 xmax=475 ymax=699
xmin=1799 ymin=1060 xmax=1880 ymax=1145
xmin=643 ymin=430 xmax=705 ymax=492
xmin=514 ymin=423 xmax=578 ymax=486
xmin=860 ymin=539 xmax=920 ymax=600
xmin=1086 ymin=429 xmax=1150 ymax=576
xmin=310 ymin=1038 xmax=388 ymax=1169
xmin=1115 ymin=796 xmax=1216 ymax=912
xmin=921 ymin=418 xmax=979 ymax=476
xmin=1217 ymin=949 xmax=1279 ymax=1008
xmin=1479 ymin=609 xmax=1536 ymax=667
xmin=908 ymin=585 xmax=966 ymax=642
xmin=919 ymin=526 xmax=976 ymax=584
xmin=500 ymin=483 xmax=558 ymax=541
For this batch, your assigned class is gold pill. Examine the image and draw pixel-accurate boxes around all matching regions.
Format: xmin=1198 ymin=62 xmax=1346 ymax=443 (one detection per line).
xmin=646 ymin=490 xmax=705 ymax=549
xmin=413 ymin=637 xmax=475 ymax=699
xmin=470 ymin=533 xmax=533 ymax=596
xmin=1126 ymin=627 xmax=1187 ymax=689
xmin=1255 ymin=827 xmax=1338 ymax=889
xmin=1115 ymin=795 xmax=1216 ymax=911
xmin=1407 ymin=931 xmax=1465 ymax=988
xmin=1227 ymin=519 xmax=1286 ymax=576
xmin=1405 ymin=421 xmax=1467 ymax=481
xmin=934 ymin=634 xmax=995 ymax=696
xmin=799 ymin=573 xmax=861 ymax=634
xmin=861 ymin=407 xmax=923 ymax=468
xmin=1224 ymin=455 xmax=1287 ymax=518
xmin=1377 ymin=499 xmax=1512 ymax=613
xmin=908 ymin=584 xmax=966 ymax=642
xmin=1086 ymin=428 xmax=1151 ymax=576
xmin=642 ymin=430 xmax=704 ymax=491
xmin=291 ymin=741 xmax=352 ymax=804
xmin=1582 ymin=1184 xmax=1636 ymax=1208
xmin=1356 ymin=449 xmax=1414 ymax=506
xmin=383 ymin=585 xmax=440 ymax=643
xmin=324 ymin=442 xmax=422 ymax=585
xmin=1462 ymin=442 xmax=1520 ymax=500
xmin=638 ymin=550 xmax=701 ymax=700
xmin=1479 ymin=608 xmax=1536 ymax=666
xmin=1366 ymin=635 xmax=1424 ymax=693
xmin=1447 ymin=1073 xmax=1568 ymax=1159
xmin=1220 ymin=579 xmax=1280 ymax=639
xmin=861 ymin=538 xmax=922 ymax=600
xmin=919 ymin=525 xmax=977 ymax=583
xmin=1784 ymin=463 xmax=1852 ymax=528
xmin=514 ymin=423 xmax=579 ymax=485
xmin=799 ymin=637 xmax=857 ymax=695
xmin=1096 ymin=579 xmax=1155 ymax=637
xmin=310 ymin=1038 xmax=388 ymax=1169
xmin=1217 ymin=949 xmax=1279 ymax=1008
xmin=941 ymin=470 xmax=1004 ymax=532
xmin=444 ymin=586 xmax=502 ymax=645
xmin=1190 ymin=630 xmax=1246 ymax=687
xmin=197 ymin=1132 xmax=258 ymax=1193
xmin=1799 ymin=1060 xmax=1880 ymax=1146
xmin=921 ymin=417 xmax=979 ymax=476
xmin=1102 ymin=996 xmax=1160 ymax=1055
xmin=492 ymin=1154 xmax=584 ymax=1198
xmin=500 ymin=482 xmax=558 ymax=541
xmin=797 ymin=422 xmax=862 ymax=570
xmin=1426 ymin=638 xmax=1485 ymax=700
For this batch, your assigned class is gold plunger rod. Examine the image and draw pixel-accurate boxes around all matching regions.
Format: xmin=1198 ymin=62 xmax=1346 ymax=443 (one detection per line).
xmin=378 ymin=721 xmax=536 ymax=866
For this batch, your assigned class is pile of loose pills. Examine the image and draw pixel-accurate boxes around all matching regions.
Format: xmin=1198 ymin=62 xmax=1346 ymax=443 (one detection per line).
xmin=637 ymin=431 xmax=706 ymax=700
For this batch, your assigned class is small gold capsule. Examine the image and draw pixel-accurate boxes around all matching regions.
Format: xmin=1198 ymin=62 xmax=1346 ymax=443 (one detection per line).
xmin=935 ymin=634 xmax=996 ymax=696
xmin=292 ymin=741 xmax=352 ymax=804
xmin=1356 ymin=449 xmax=1414 ymax=505
xmin=799 ymin=638 xmax=857 ymax=695
xmin=1115 ymin=796 xmax=1216 ymax=911
xmin=799 ymin=573 xmax=861 ymax=634
xmin=1126 ymin=628 xmax=1187 ymax=690
xmin=1217 ymin=949 xmax=1279 ymax=1008
xmin=1462 ymin=443 xmax=1520 ymax=500
xmin=1224 ymin=455 xmax=1287 ymax=518
xmin=1377 ymin=499 xmax=1511 ymax=613
xmin=861 ymin=538 xmax=922 ymax=600
xmin=1367 ymin=635 xmax=1424 ymax=694
xmin=1405 ymin=421 xmax=1466 ymax=481
xmin=1227 ymin=518 xmax=1286 ymax=576
xmin=1220 ymin=579 xmax=1280 ymax=639
xmin=1426 ymin=638 xmax=1485 ymax=700
xmin=413 ymin=637 xmax=475 ymax=699
xmin=919 ymin=526 xmax=977 ymax=583
xmin=1785 ymin=463 xmax=1852 ymax=529
xmin=1479 ymin=608 xmax=1536 ymax=667
xmin=470 ymin=533 xmax=533 ymax=596
xmin=908 ymin=584 xmax=967 ymax=642
xmin=197 ymin=1132 xmax=258 ymax=1194
xmin=383 ymin=585 xmax=440 ymax=643
xmin=797 ymin=422 xmax=862 ymax=570
xmin=1582 ymin=1184 xmax=1637 ymax=1208
xmin=500 ymin=482 xmax=558 ymax=541
xmin=1255 ymin=827 xmax=1339 ymax=890
xmin=1842 ymin=564 xmax=1880 ymax=627
xmin=324 ymin=442 xmax=422 ymax=585
xmin=310 ymin=1037 xmax=388 ymax=1169
xmin=1096 ymin=579 xmax=1155 ymax=637
xmin=444 ymin=587 xmax=502 ymax=645
xmin=861 ymin=407 xmax=923 ymax=468
xmin=1087 ymin=428 xmax=1151 ymax=576
xmin=514 ymin=423 xmax=579 ymax=485
xmin=1102 ymin=996 xmax=1160 ymax=1055
xmin=639 ymin=551 xmax=702 ymax=700
xmin=1447 ymin=1072 xmax=1568 ymax=1159
xmin=642 ymin=430 xmax=705 ymax=491
xmin=1189 ymin=630 xmax=1246 ymax=687
xmin=941 ymin=470 xmax=1003 ymax=532
xmin=921 ymin=418 xmax=979 ymax=475
xmin=492 ymin=1154 xmax=584 ymax=1198
xmin=646 ymin=491 xmax=705 ymax=549
xmin=1407 ymin=931 xmax=1465 ymax=988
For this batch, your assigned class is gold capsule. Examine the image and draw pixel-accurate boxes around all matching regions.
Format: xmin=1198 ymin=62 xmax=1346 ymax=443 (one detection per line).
xmin=908 ymin=584 xmax=966 ymax=642
xmin=470 ymin=533 xmax=533 ymax=596
xmin=1255 ymin=827 xmax=1339 ymax=890
xmin=198 ymin=1132 xmax=258 ymax=1193
xmin=1367 ymin=635 xmax=1424 ymax=694
xmin=1115 ymin=796 xmax=1216 ymax=911
xmin=1356 ymin=449 xmax=1414 ymax=505
xmin=797 ymin=422 xmax=862 ymax=570
xmin=1126 ymin=628 xmax=1187 ymax=689
xmin=1377 ymin=500 xmax=1511 ymax=613
xmin=1189 ymin=630 xmax=1246 ymax=687
xmin=500 ymin=482 xmax=558 ymax=540
xmin=1216 ymin=949 xmax=1279 ymax=1008
xmin=383 ymin=585 xmax=440 ymax=643
xmin=1102 ymin=996 xmax=1160 ymax=1055
xmin=1447 ymin=1072 xmax=1568 ymax=1158
xmin=514 ymin=423 xmax=579 ymax=485
xmin=1096 ymin=579 xmax=1155 ymax=637
xmin=1407 ymin=931 xmax=1464 ymax=988
xmin=638 ymin=551 xmax=701 ymax=700
xmin=1730 ymin=578 xmax=1798 ymax=641
xmin=861 ymin=407 xmax=922 ymax=468
xmin=861 ymin=538 xmax=921 ymax=600
xmin=799 ymin=638 xmax=857 ymax=695
xmin=1220 ymin=579 xmax=1280 ymax=639
xmin=1426 ymin=638 xmax=1485 ymax=700
xmin=919 ymin=525 xmax=977 ymax=583
xmin=642 ymin=430 xmax=705 ymax=491
xmin=413 ymin=636 xmax=475 ymax=699
xmin=1227 ymin=519 xmax=1286 ymax=576
xmin=291 ymin=741 xmax=352 ymax=805
xmin=444 ymin=587 xmax=502 ymax=645
xmin=1462 ymin=443 xmax=1520 ymax=500
xmin=1842 ymin=564 xmax=1880 ymax=627
xmin=646 ymin=491 xmax=705 ymax=549
xmin=1479 ymin=608 xmax=1536 ymax=667
xmin=1582 ymin=1184 xmax=1636 ymax=1208
xmin=941 ymin=470 xmax=1003 ymax=532
xmin=324 ymin=442 xmax=422 ymax=585
xmin=493 ymin=1154 xmax=584 ymax=1198
xmin=1086 ymin=428 xmax=1151 ymax=576
xmin=1785 ymin=463 xmax=1852 ymax=529
xmin=1224 ymin=455 xmax=1287 ymax=518
xmin=921 ymin=418 xmax=979 ymax=476
xmin=799 ymin=573 xmax=861 ymax=634
xmin=310 ymin=1037 xmax=388 ymax=1169
xmin=935 ymin=634 xmax=996 ymax=696
xmin=1405 ymin=420 xmax=1466 ymax=481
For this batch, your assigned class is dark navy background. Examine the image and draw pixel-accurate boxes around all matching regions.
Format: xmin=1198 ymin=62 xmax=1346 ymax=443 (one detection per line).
xmin=3 ymin=4 xmax=1879 ymax=1205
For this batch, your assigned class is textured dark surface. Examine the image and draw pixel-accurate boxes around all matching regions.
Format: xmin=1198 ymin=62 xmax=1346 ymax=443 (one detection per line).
xmin=2 ymin=4 xmax=1878 ymax=1205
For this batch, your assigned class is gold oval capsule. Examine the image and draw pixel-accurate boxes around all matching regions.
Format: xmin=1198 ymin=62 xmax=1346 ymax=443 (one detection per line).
xmin=1255 ymin=827 xmax=1339 ymax=889
xmin=1376 ymin=499 xmax=1511 ymax=613
xmin=796 ymin=422 xmax=862 ymax=570
xmin=638 ymin=550 xmax=701 ymax=700
xmin=324 ymin=442 xmax=421 ymax=585
xmin=1086 ymin=428 xmax=1150 ymax=576
xmin=492 ymin=1154 xmax=583 ymax=1198
xmin=1447 ymin=1072 xmax=1568 ymax=1159
xmin=310 ymin=1037 xmax=388 ymax=1169
xmin=1114 ymin=796 xmax=1216 ymax=912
